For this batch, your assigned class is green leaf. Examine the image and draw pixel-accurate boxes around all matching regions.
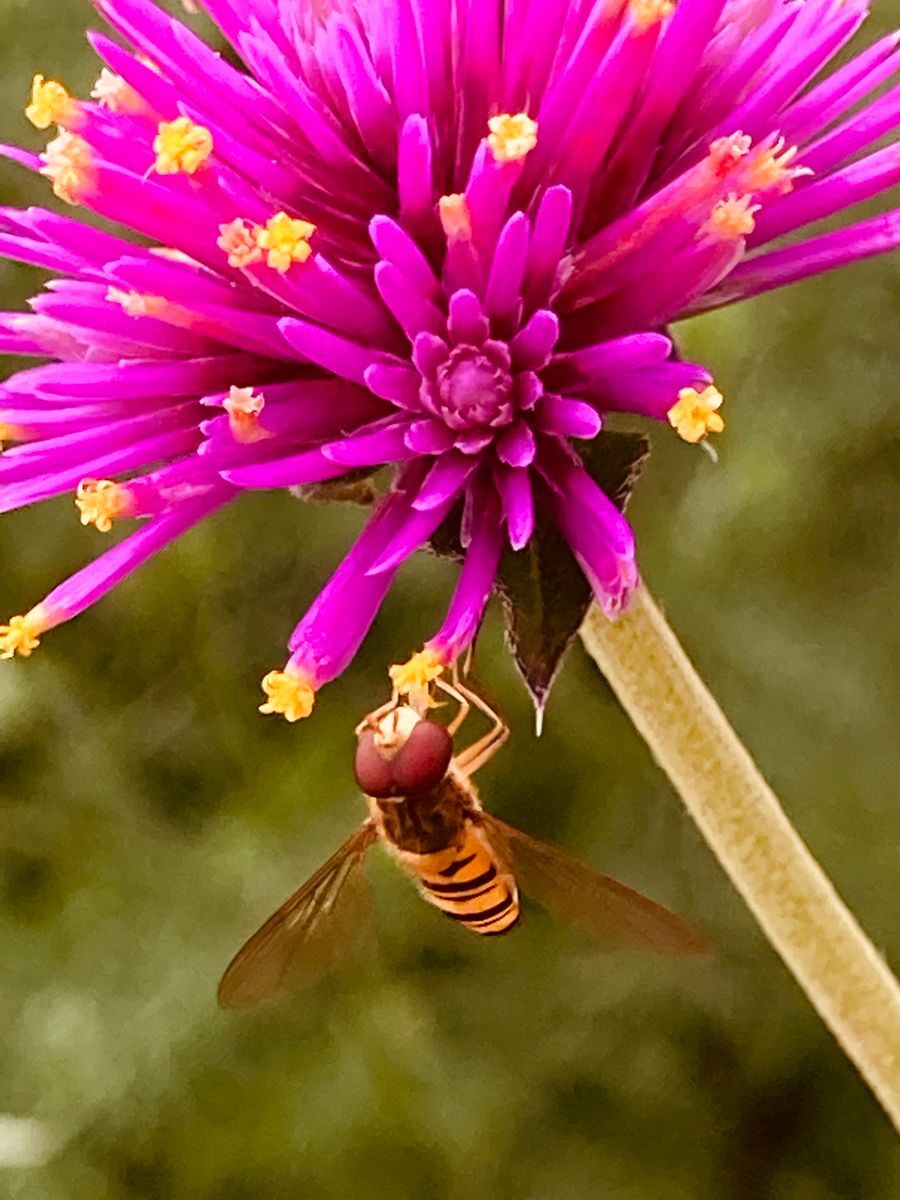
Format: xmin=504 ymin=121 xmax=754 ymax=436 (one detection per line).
xmin=494 ymin=507 xmax=588 ymax=716
xmin=497 ymin=431 xmax=649 ymax=715
xmin=577 ymin=429 xmax=651 ymax=514
xmin=429 ymin=432 xmax=650 ymax=715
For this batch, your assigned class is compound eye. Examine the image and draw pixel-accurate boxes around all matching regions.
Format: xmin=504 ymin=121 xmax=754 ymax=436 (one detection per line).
xmin=354 ymin=729 xmax=396 ymax=798
xmin=392 ymin=720 xmax=453 ymax=795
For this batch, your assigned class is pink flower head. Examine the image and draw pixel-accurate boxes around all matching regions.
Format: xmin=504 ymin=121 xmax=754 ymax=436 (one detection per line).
xmin=3 ymin=0 xmax=900 ymax=717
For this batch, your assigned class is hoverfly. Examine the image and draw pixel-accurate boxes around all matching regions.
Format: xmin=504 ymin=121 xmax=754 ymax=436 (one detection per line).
xmin=219 ymin=675 xmax=709 ymax=1008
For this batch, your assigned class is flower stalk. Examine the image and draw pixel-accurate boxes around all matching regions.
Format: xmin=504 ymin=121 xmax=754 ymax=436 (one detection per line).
xmin=580 ymin=584 xmax=900 ymax=1130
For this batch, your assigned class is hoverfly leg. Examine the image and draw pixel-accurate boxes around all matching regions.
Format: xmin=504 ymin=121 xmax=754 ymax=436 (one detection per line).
xmin=444 ymin=679 xmax=509 ymax=776
xmin=454 ymin=677 xmax=506 ymax=738
xmin=455 ymin=719 xmax=509 ymax=775
xmin=443 ymin=680 xmax=471 ymax=736
xmin=354 ymin=692 xmax=400 ymax=737
xmin=461 ymin=643 xmax=475 ymax=678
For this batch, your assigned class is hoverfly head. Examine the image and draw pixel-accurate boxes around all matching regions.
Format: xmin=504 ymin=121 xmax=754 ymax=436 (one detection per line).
xmin=354 ymin=705 xmax=454 ymax=798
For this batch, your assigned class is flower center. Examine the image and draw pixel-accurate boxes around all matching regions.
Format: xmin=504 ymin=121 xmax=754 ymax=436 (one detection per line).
xmin=434 ymin=345 xmax=513 ymax=431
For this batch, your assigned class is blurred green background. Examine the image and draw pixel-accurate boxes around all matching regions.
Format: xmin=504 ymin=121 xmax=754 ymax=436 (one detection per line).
xmin=2 ymin=1 xmax=899 ymax=1196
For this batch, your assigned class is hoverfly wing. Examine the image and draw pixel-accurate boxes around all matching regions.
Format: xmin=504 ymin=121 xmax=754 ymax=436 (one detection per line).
xmin=218 ymin=820 xmax=379 ymax=1009
xmin=476 ymin=813 xmax=711 ymax=958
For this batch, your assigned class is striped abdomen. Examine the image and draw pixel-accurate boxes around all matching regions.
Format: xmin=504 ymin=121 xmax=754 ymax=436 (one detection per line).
xmin=398 ymin=826 xmax=520 ymax=935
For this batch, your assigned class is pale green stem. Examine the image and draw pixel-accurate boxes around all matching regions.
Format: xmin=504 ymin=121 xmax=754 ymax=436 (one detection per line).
xmin=580 ymin=584 xmax=900 ymax=1130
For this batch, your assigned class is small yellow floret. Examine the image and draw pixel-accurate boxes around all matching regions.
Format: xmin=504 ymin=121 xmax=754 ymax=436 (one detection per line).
xmin=0 ymin=607 xmax=50 ymax=660
xmin=256 ymin=212 xmax=316 ymax=273
xmin=704 ymin=193 xmax=760 ymax=241
xmin=75 ymin=478 xmax=134 ymax=533
xmin=707 ymin=132 xmax=753 ymax=176
xmin=438 ymin=194 xmax=473 ymax=241
xmin=744 ymin=136 xmax=811 ymax=195
xmin=153 ymin=116 xmax=213 ymax=175
xmin=259 ymin=668 xmax=316 ymax=722
xmin=217 ymin=218 xmax=264 ymax=269
xmin=91 ymin=68 xmax=143 ymax=114
xmin=106 ymin=287 xmax=168 ymax=318
xmin=26 ymin=75 xmax=76 ymax=130
xmin=389 ymin=647 xmax=446 ymax=710
xmin=629 ymin=0 xmax=674 ymax=30
xmin=487 ymin=113 xmax=538 ymax=164
xmin=225 ymin=385 xmax=265 ymax=418
xmin=224 ymin=385 xmax=269 ymax=443
xmin=668 ymin=385 xmax=725 ymax=444
xmin=40 ymin=131 xmax=93 ymax=205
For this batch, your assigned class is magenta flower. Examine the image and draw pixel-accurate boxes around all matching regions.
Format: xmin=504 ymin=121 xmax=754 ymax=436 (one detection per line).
xmin=3 ymin=0 xmax=900 ymax=717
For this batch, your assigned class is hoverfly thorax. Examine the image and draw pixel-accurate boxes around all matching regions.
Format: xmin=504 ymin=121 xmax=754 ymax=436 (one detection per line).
xmin=354 ymin=705 xmax=454 ymax=799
